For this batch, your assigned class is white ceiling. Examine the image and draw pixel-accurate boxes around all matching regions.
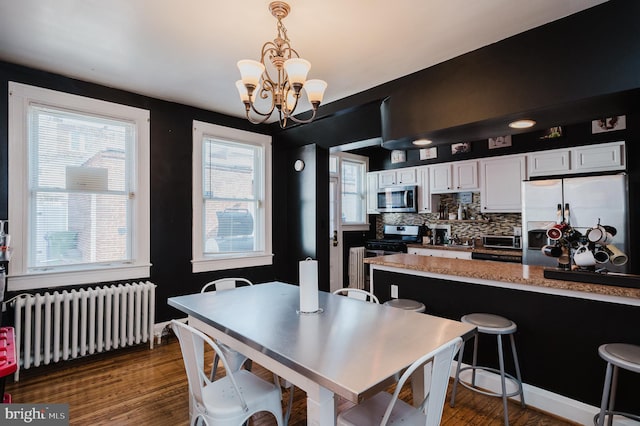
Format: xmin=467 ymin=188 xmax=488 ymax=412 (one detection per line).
xmin=0 ymin=0 xmax=608 ymax=121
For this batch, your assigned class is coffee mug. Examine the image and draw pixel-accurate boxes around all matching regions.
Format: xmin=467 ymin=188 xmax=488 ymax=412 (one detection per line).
xmin=587 ymin=225 xmax=607 ymax=243
xmin=573 ymin=247 xmax=596 ymax=267
xmin=603 ymin=225 xmax=617 ymax=237
xmin=546 ymin=224 xmax=566 ymax=241
xmin=541 ymin=244 xmax=562 ymax=257
xmin=593 ymin=248 xmax=610 ymax=263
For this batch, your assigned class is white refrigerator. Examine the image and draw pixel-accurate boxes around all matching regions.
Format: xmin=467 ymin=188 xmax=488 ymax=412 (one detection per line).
xmin=521 ymin=174 xmax=628 ymax=272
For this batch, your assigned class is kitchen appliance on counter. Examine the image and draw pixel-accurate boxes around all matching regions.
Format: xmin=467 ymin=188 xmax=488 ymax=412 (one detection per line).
xmin=376 ymin=185 xmax=418 ymax=213
xmin=365 ymin=224 xmax=421 ymax=256
xmin=482 ymin=235 xmax=522 ymax=250
xmin=522 ymin=174 xmax=628 ymax=272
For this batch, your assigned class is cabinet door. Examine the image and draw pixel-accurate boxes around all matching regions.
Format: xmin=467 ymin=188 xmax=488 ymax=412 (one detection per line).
xmin=454 ymin=161 xmax=479 ymax=190
xmin=528 ymin=149 xmax=571 ymax=177
xmin=481 ymin=155 xmax=526 ymax=213
xmin=366 ymin=172 xmax=379 ymax=214
xmin=378 ymin=171 xmax=396 ymax=187
xmin=396 ymin=168 xmax=417 ymax=185
xmin=417 ymin=167 xmax=435 ymax=213
xmin=430 ymin=164 xmax=452 ymax=193
xmin=571 ymin=142 xmax=625 ymax=173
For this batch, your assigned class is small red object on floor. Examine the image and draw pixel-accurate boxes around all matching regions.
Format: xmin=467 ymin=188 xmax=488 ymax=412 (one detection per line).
xmin=0 ymin=326 xmax=17 ymax=404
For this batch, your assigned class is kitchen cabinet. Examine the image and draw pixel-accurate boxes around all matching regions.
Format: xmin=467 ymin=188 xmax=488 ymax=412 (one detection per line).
xmin=407 ymin=247 xmax=472 ymax=260
xmin=366 ymin=172 xmax=379 ymax=214
xmin=417 ymin=166 xmax=437 ymax=213
xmin=480 ymin=154 xmax=526 ymax=213
xmin=378 ymin=167 xmax=417 ymax=187
xmin=528 ymin=149 xmax=571 ymax=177
xmin=430 ymin=161 xmax=478 ymax=193
xmin=528 ymin=141 xmax=625 ymax=177
xmin=572 ymin=141 xmax=625 ymax=173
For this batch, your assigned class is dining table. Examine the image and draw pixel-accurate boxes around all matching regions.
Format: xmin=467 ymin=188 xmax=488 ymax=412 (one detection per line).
xmin=168 ymin=281 xmax=476 ymax=426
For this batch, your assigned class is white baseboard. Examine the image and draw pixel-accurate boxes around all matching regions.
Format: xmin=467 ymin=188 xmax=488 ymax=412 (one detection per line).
xmin=450 ymin=362 xmax=638 ymax=426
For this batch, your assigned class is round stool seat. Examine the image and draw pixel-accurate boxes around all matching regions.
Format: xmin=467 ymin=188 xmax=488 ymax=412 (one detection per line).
xmin=598 ymin=343 xmax=640 ymax=373
xmin=461 ymin=313 xmax=517 ymax=335
xmin=384 ymin=298 xmax=426 ymax=313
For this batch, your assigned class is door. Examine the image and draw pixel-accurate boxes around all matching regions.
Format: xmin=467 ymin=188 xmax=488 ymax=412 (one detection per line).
xmin=329 ymin=177 xmax=342 ymax=292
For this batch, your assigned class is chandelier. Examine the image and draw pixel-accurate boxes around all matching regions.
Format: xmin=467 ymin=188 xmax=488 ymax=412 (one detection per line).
xmin=236 ymin=1 xmax=327 ymax=128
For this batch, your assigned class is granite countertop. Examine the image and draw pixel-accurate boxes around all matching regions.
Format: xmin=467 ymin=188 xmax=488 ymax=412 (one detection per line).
xmin=406 ymin=243 xmax=522 ymax=257
xmin=364 ymin=253 xmax=640 ymax=300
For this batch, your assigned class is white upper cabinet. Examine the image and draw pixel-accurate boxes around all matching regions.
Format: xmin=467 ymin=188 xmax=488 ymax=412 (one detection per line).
xmin=571 ymin=141 xmax=625 ymax=173
xmin=366 ymin=172 xmax=379 ymax=214
xmin=417 ymin=166 xmax=436 ymax=213
xmin=529 ymin=141 xmax=625 ymax=177
xmin=480 ymin=155 xmax=527 ymax=213
xmin=378 ymin=168 xmax=417 ymax=187
xmin=430 ymin=161 xmax=478 ymax=193
xmin=528 ymin=149 xmax=571 ymax=177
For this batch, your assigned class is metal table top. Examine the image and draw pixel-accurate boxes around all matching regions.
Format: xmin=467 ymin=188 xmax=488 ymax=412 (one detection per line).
xmin=168 ymin=281 xmax=475 ymax=403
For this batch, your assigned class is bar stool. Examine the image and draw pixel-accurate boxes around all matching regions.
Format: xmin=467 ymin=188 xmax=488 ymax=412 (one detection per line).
xmin=450 ymin=313 xmax=525 ymax=425
xmin=594 ymin=343 xmax=640 ymax=426
xmin=383 ymin=298 xmax=426 ymax=313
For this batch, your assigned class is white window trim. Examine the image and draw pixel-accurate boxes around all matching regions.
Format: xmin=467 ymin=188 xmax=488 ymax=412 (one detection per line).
xmin=7 ymin=82 xmax=151 ymax=291
xmin=335 ymin=152 xmax=370 ymax=231
xmin=191 ymin=121 xmax=273 ymax=272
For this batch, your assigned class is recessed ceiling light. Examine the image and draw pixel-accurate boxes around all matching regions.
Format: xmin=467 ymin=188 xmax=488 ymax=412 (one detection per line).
xmin=412 ymin=139 xmax=433 ymax=146
xmin=509 ymin=119 xmax=536 ymax=129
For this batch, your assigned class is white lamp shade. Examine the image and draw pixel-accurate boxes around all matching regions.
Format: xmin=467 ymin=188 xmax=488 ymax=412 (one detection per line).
xmin=235 ymin=80 xmax=259 ymax=103
xmin=304 ymin=79 xmax=327 ymax=104
xmin=237 ymin=59 xmax=265 ymax=87
xmin=284 ymin=58 xmax=311 ymax=85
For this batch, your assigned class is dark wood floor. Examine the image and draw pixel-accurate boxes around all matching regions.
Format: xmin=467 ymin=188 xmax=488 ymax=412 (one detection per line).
xmin=6 ymin=337 xmax=578 ymax=425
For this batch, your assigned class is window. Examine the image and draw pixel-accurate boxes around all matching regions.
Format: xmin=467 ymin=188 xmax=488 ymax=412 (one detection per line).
xmin=8 ymin=82 xmax=150 ymax=290
xmin=192 ymin=121 xmax=272 ymax=272
xmin=329 ymin=152 xmax=369 ymax=231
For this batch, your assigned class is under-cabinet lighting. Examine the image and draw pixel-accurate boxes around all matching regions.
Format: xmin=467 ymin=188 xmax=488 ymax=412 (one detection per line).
xmin=509 ymin=119 xmax=536 ymax=129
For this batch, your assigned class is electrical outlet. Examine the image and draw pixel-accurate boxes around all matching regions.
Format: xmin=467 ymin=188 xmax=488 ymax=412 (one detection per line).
xmin=391 ymin=284 xmax=398 ymax=298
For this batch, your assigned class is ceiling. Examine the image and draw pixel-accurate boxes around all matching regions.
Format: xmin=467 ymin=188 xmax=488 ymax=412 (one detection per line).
xmin=0 ymin=0 xmax=609 ymax=123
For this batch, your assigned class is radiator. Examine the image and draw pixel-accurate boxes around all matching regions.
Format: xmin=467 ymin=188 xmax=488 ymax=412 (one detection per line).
xmin=348 ymin=246 xmax=366 ymax=290
xmin=11 ymin=281 xmax=156 ymax=381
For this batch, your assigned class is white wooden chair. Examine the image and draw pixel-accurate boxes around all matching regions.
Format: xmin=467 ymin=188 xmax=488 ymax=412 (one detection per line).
xmin=337 ymin=336 xmax=462 ymax=426
xmin=332 ymin=287 xmax=380 ymax=304
xmin=171 ymin=320 xmax=284 ymax=426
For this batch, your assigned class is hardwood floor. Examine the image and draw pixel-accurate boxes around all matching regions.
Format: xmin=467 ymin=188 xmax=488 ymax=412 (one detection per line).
xmin=6 ymin=337 xmax=578 ymax=425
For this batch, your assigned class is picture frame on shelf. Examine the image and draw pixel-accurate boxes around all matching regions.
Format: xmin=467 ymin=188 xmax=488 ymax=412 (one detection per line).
xmin=451 ymin=142 xmax=471 ymax=155
xmin=592 ymin=115 xmax=626 ymax=133
xmin=488 ymin=135 xmax=512 ymax=149
xmin=419 ymin=147 xmax=437 ymax=160
xmin=390 ymin=149 xmax=406 ymax=164
xmin=539 ymin=126 xmax=563 ymax=140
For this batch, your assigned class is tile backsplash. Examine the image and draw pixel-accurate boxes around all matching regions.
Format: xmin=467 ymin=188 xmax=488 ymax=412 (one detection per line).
xmin=375 ymin=192 xmax=521 ymax=240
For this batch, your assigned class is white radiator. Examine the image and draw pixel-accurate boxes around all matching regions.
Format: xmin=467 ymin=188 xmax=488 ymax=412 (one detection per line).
xmin=348 ymin=246 xmax=366 ymax=290
xmin=11 ymin=281 xmax=156 ymax=381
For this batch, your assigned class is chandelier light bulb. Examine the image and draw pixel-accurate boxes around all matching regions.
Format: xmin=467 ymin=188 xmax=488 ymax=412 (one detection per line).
xmin=237 ymin=59 xmax=265 ymax=88
xmin=304 ymin=79 xmax=328 ymax=104
xmin=284 ymin=58 xmax=311 ymax=86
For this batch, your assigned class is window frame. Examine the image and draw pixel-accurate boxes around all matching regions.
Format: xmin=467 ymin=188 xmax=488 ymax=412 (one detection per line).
xmin=8 ymin=82 xmax=151 ymax=291
xmin=192 ymin=121 xmax=273 ymax=272
xmin=331 ymin=152 xmax=369 ymax=231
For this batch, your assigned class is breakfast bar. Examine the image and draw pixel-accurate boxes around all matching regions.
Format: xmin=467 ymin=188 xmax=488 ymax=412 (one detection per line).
xmin=365 ymin=254 xmax=640 ymax=425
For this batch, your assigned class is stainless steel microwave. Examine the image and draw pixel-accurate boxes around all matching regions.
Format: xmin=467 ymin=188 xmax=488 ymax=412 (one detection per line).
xmin=377 ymin=185 xmax=417 ymax=213
xmin=482 ymin=235 xmax=522 ymax=250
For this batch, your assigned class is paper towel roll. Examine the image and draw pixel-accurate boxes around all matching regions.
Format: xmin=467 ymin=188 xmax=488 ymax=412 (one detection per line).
xmin=299 ymin=258 xmax=319 ymax=313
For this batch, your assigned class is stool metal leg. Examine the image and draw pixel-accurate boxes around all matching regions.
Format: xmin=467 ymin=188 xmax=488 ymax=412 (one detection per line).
xmin=509 ymin=334 xmax=525 ymax=407
xmin=607 ymin=366 xmax=618 ymax=426
xmin=450 ymin=338 xmax=466 ymax=407
xmin=471 ymin=333 xmax=479 ymax=386
xmin=497 ymin=334 xmax=510 ymax=426
xmin=596 ymin=362 xmax=613 ymax=426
